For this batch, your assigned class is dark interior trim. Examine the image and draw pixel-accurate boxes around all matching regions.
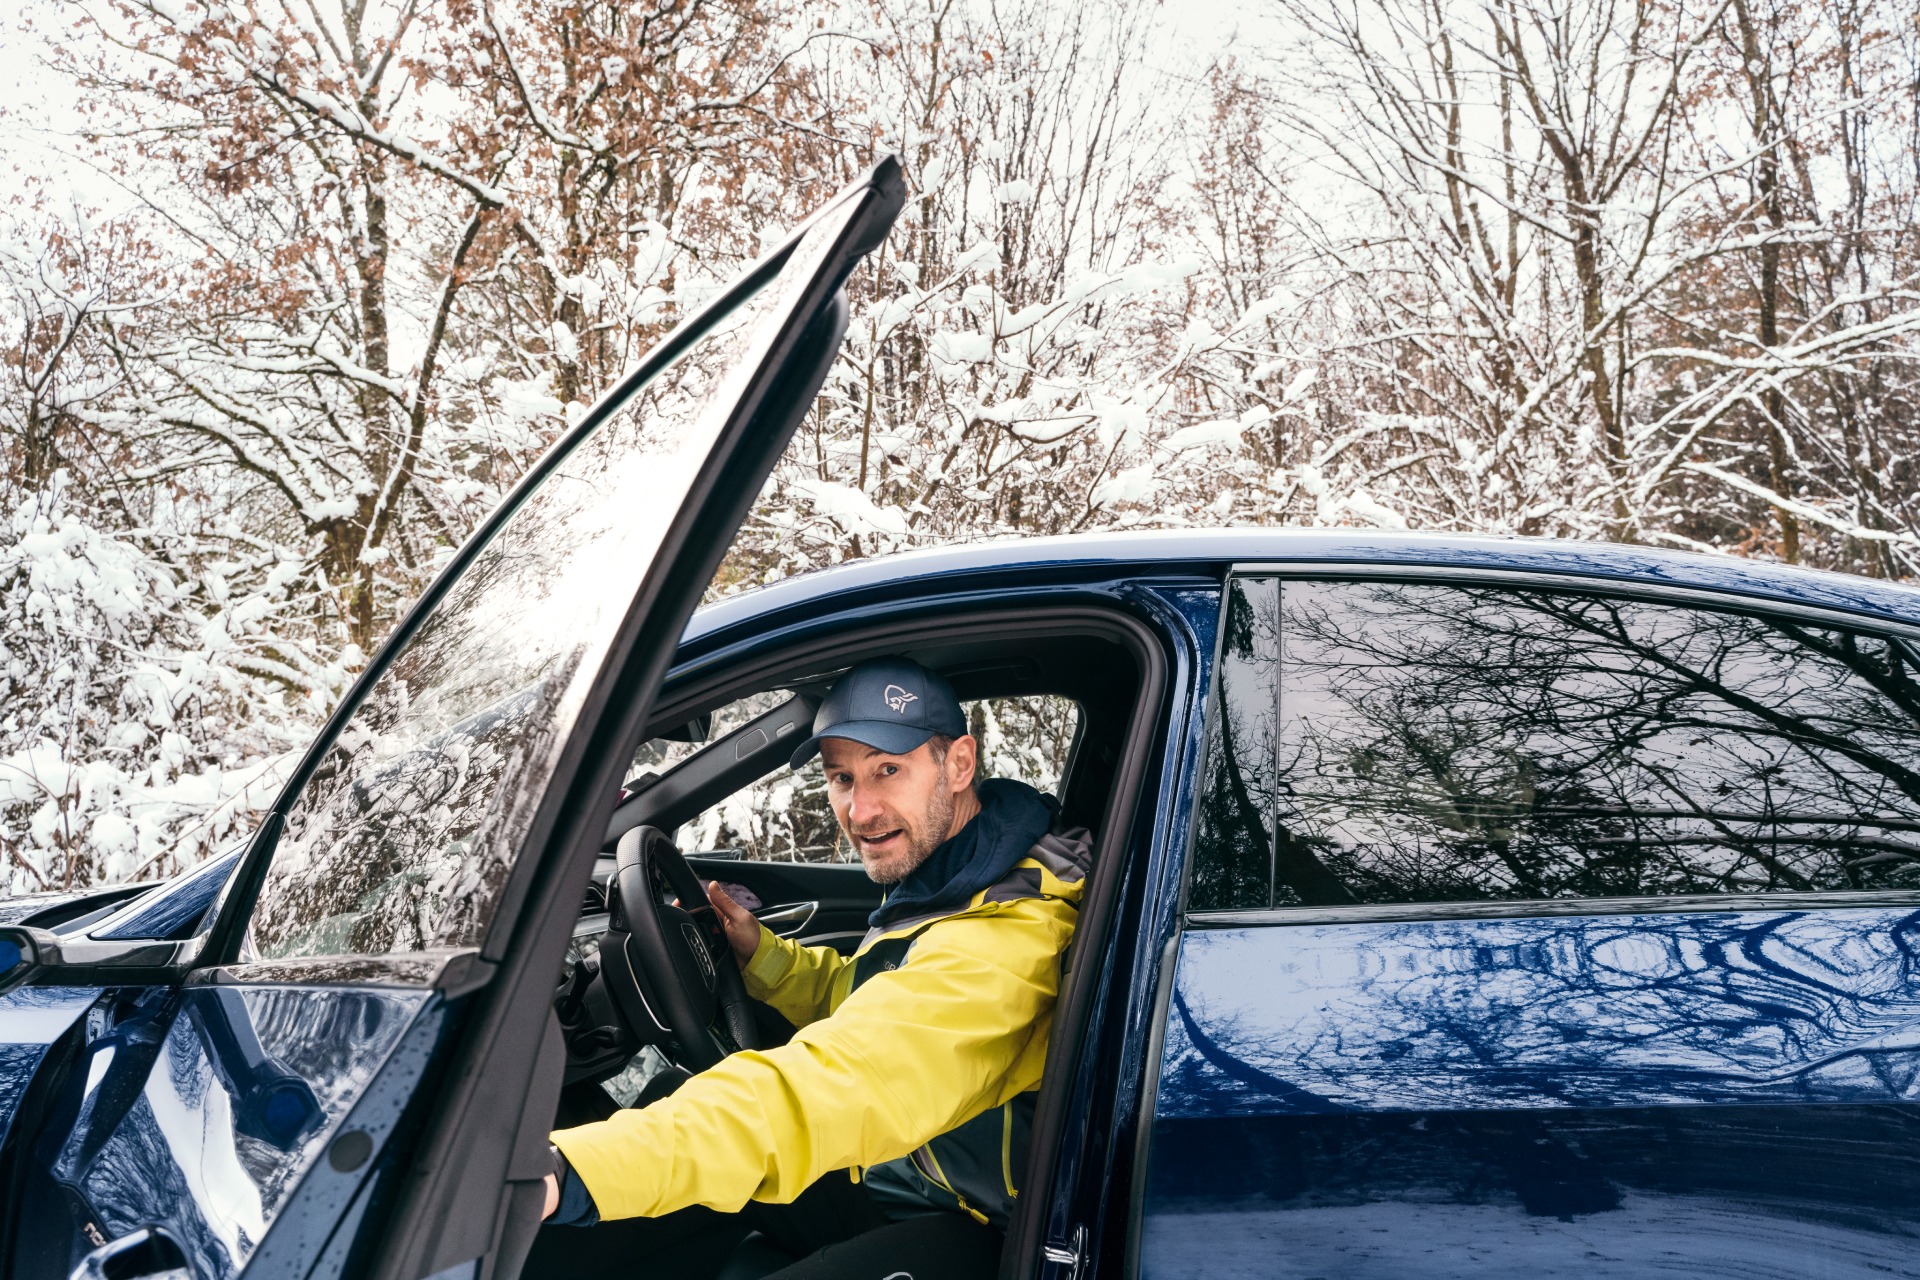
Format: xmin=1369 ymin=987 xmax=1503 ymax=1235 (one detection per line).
xmin=643 ymin=604 xmax=1147 ymax=737
xmin=607 ymin=693 xmax=820 ymax=844
xmin=1189 ymin=888 xmax=1920 ymax=929
xmin=638 ymin=601 xmax=1170 ymax=1280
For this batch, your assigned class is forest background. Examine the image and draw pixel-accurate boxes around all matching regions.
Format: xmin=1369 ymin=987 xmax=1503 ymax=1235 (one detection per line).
xmin=2 ymin=0 xmax=1917 ymax=892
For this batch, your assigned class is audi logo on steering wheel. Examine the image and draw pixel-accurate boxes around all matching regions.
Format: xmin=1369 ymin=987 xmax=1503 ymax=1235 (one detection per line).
xmin=682 ymin=921 xmax=717 ymax=990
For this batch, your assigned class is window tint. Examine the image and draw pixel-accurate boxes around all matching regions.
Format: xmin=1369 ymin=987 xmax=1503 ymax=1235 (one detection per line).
xmin=1189 ymin=577 xmax=1279 ymax=911
xmin=1191 ymin=577 xmax=1920 ymax=911
xmin=678 ymin=693 xmax=1081 ymax=864
xmin=247 ymin=217 xmax=850 ymax=963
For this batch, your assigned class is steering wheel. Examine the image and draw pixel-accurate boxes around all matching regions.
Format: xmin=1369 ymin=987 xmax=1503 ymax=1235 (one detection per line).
xmin=597 ymin=825 xmax=762 ymax=1071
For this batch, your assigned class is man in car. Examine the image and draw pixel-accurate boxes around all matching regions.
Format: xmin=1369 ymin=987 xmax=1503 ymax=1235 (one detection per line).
xmin=541 ymin=655 xmax=1093 ymax=1280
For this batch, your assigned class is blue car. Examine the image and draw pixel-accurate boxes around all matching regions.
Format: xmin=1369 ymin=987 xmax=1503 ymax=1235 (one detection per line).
xmin=7 ymin=156 xmax=1920 ymax=1280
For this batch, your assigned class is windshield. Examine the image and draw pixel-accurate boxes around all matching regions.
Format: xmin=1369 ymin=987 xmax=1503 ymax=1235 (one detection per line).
xmin=246 ymin=211 xmax=851 ymax=962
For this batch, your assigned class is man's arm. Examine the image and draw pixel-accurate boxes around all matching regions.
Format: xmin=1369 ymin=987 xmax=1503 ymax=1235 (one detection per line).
xmin=549 ymin=895 xmax=1072 ymax=1221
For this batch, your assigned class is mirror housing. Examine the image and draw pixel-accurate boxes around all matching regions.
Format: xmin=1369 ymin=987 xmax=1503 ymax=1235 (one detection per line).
xmin=0 ymin=927 xmax=45 ymax=996
xmin=0 ymin=922 xmax=193 ymax=990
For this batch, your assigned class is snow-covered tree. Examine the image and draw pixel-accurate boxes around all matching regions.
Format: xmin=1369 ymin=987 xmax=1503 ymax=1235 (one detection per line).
xmin=4 ymin=0 xmax=1919 ymax=890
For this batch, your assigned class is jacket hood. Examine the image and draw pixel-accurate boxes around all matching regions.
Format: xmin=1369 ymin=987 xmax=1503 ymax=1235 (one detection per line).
xmin=869 ymin=777 xmax=1057 ymax=929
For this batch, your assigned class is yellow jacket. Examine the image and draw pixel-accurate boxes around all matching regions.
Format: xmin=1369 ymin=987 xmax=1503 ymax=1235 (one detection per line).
xmin=549 ymin=831 xmax=1090 ymax=1224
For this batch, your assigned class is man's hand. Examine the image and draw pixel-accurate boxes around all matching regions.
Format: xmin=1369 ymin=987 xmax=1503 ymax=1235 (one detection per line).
xmin=705 ymin=882 xmax=760 ymax=968
xmin=542 ymin=1171 xmax=559 ymax=1220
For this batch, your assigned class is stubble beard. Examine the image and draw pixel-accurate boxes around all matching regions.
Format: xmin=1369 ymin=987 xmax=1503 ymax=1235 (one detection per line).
xmin=856 ymin=772 xmax=957 ymax=885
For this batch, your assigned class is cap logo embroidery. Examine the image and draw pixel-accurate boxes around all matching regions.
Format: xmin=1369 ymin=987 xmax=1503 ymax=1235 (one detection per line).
xmin=883 ymin=684 xmax=918 ymax=714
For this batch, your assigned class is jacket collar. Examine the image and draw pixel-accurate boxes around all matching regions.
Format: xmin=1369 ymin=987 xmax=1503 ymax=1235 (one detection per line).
xmin=868 ymin=778 xmax=1057 ymax=930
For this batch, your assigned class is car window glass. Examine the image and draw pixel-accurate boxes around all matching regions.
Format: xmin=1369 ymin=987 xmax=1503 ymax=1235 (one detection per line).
xmin=247 ymin=216 xmax=850 ymax=963
xmin=1265 ymin=579 xmax=1920 ymax=906
xmin=1189 ymin=577 xmax=1281 ymax=911
xmin=678 ymin=693 xmax=1081 ymax=863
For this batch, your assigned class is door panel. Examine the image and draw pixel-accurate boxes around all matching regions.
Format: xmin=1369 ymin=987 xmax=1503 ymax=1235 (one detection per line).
xmin=1142 ymin=910 xmax=1920 ymax=1278
xmin=687 ymin=856 xmax=881 ymax=951
xmin=322 ymin=162 xmax=906 ymax=1280
xmin=10 ymin=982 xmax=431 ymax=1279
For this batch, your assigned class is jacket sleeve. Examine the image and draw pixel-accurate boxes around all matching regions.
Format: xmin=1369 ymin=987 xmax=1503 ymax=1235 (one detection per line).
xmin=740 ymin=925 xmax=850 ymax=1029
xmin=550 ymin=896 xmax=1072 ymax=1221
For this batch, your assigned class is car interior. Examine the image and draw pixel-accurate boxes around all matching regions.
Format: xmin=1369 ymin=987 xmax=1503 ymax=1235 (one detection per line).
xmin=528 ymin=610 xmax=1159 ymax=1276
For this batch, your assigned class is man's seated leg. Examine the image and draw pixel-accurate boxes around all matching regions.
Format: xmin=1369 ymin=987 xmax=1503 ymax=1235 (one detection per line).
xmin=521 ymin=1204 xmax=749 ymax=1280
xmin=742 ymin=1171 xmax=890 ymax=1261
xmin=757 ymin=1211 xmax=1003 ymax=1280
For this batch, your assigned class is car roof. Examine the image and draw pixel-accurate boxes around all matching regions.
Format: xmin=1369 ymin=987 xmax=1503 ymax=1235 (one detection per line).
xmin=685 ymin=528 xmax=1920 ymax=645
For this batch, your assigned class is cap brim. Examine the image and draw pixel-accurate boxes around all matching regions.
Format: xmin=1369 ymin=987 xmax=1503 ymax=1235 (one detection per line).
xmin=789 ymin=721 xmax=939 ymax=769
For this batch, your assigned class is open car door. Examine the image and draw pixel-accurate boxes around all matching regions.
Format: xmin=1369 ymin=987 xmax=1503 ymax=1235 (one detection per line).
xmin=0 ymin=157 xmax=904 ymax=1280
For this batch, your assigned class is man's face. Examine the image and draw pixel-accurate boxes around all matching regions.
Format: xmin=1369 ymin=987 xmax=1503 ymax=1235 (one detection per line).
xmin=820 ymin=736 xmax=975 ymax=884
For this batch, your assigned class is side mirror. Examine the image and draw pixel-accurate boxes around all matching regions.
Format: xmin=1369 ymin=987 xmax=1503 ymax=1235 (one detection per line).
xmin=0 ymin=923 xmax=192 ymax=989
xmin=0 ymin=927 xmax=52 ymax=996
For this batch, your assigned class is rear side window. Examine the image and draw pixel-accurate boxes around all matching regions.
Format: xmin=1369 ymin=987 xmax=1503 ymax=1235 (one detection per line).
xmin=1191 ymin=576 xmax=1920 ymax=911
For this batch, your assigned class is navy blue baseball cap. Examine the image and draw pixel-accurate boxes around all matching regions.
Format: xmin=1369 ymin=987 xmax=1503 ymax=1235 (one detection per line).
xmin=790 ymin=656 xmax=968 ymax=768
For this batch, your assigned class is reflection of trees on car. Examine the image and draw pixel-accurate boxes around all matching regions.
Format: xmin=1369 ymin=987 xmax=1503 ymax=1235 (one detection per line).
xmin=1191 ymin=577 xmax=1287 ymax=911
xmin=46 ymin=985 xmax=423 ymax=1277
xmin=1274 ymin=582 xmax=1920 ymax=904
xmin=1164 ymin=907 xmax=1920 ymax=1116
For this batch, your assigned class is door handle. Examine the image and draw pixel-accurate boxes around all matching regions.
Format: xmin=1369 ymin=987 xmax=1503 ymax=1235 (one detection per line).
xmin=754 ymin=901 xmax=818 ymax=936
xmin=69 ymin=1226 xmax=190 ymax=1280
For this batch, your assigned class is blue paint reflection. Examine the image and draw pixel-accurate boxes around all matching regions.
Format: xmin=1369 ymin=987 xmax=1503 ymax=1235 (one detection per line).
xmin=92 ymin=848 xmax=241 ymax=941
xmin=1143 ymin=1106 xmax=1920 ymax=1279
xmin=1143 ymin=910 xmax=1920 ymax=1278
xmin=24 ymin=985 xmax=426 ymax=1280
xmin=0 ymin=986 xmax=100 ymax=1146
xmin=1162 ymin=909 xmax=1920 ymax=1115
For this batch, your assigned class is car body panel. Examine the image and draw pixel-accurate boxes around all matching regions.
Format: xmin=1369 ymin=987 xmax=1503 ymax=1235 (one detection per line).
xmin=0 ymin=987 xmax=99 ymax=1148
xmin=89 ymin=849 xmax=243 ymax=942
xmin=0 ymin=885 xmax=156 ymax=930
xmin=1140 ymin=910 xmax=1920 ymax=1278
xmin=6 ymin=983 xmax=433 ymax=1279
xmin=1162 ymin=909 xmax=1920 ymax=1116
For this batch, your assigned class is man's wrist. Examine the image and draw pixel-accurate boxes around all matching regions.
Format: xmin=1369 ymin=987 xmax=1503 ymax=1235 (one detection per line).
xmin=546 ymin=1142 xmax=601 ymax=1227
